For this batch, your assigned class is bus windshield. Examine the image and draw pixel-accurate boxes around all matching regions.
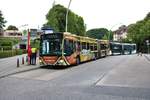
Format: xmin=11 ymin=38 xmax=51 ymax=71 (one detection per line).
xmin=40 ymin=33 xmax=63 ymax=56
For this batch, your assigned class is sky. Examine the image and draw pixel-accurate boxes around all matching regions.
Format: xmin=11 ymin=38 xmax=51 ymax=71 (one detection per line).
xmin=0 ymin=0 xmax=150 ymax=30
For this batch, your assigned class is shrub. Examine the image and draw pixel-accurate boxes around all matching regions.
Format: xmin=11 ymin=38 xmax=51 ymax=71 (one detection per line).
xmin=1 ymin=46 xmax=12 ymax=50
xmin=0 ymin=49 xmax=26 ymax=58
xmin=0 ymin=50 xmax=15 ymax=58
xmin=16 ymin=49 xmax=23 ymax=55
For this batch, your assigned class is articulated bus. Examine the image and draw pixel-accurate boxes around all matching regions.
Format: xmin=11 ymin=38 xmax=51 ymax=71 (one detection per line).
xmin=123 ymin=43 xmax=137 ymax=54
xmin=110 ymin=42 xmax=123 ymax=55
xmin=39 ymin=32 xmax=109 ymax=66
xmin=110 ymin=42 xmax=137 ymax=55
xmin=130 ymin=43 xmax=137 ymax=54
xmin=98 ymin=40 xmax=110 ymax=57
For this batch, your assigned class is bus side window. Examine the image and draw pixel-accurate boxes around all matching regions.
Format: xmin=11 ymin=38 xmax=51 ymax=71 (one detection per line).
xmin=87 ymin=43 xmax=90 ymax=50
xmin=94 ymin=44 xmax=97 ymax=50
xmin=90 ymin=43 xmax=94 ymax=51
xmin=73 ymin=41 xmax=76 ymax=52
xmin=64 ymin=39 xmax=74 ymax=55
xmin=82 ymin=42 xmax=86 ymax=50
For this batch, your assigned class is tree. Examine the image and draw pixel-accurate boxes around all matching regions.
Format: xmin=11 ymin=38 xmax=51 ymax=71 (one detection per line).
xmin=45 ymin=4 xmax=86 ymax=36
xmin=86 ymin=28 xmax=109 ymax=39
xmin=0 ymin=10 xmax=6 ymax=30
xmin=102 ymin=31 xmax=113 ymax=40
xmin=127 ymin=12 xmax=150 ymax=52
xmin=144 ymin=12 xmax=150 ymax=21
xmin=7 ymin=25 xmax=18 ymax=30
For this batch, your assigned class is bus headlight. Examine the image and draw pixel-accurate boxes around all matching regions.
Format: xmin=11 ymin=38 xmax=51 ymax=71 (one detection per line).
xmin=39 ymin=59 xmax=42 ymax=63
xmin=39 ymin=59 xmax=44 ymax=65
xmin=57 ymin=59 xmax=67 ymax=65
xmin=59 ymin=59 xmax=64 ymax=63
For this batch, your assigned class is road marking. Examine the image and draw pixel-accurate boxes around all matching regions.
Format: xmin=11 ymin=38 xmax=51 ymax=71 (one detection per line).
xmin=144 ymin=55 xmax=150 ymax=62
xmin=94 ymin=72 xmax=107 ymax=85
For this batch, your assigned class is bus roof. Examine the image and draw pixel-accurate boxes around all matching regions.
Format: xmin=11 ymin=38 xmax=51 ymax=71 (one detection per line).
xmin=63 ymin=32 xmax=97 ymax=43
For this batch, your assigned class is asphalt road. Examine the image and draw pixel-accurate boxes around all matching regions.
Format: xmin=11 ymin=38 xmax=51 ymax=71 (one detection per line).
xmin=0 ymin=54 xmax=150 ymax=100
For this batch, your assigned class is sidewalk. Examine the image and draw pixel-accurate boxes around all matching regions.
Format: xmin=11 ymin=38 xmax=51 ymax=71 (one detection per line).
xmin=0 ymin=64 xmax=40 ymax=79
xmin=144 ymin=54 xmax=150 ymax=61
xmin=0 ymin=54 xmax=40 ymax=78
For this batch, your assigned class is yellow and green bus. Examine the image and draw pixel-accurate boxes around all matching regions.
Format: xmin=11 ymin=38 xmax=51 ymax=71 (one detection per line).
xmin=39 ymin=32 xmax=109 ymax=66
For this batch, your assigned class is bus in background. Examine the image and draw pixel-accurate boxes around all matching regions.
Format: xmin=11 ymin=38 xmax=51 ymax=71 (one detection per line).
xmin=110 ymin=42 xmax=122 ymax=55
xmin=122 ymin=43 xmax=137 ymax=54
xmin=130 ymin=43 xmax=137 ymax=54
xmin=39 ymin=32 xmax=104 ymax=66
xmin=110 ymin=42 xmax=137 ymax=55
xmin=123 ymin=43 xmax=132 ymax=55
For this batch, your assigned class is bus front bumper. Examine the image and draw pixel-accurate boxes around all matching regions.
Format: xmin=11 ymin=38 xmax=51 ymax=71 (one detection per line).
xmin=39 ymin=58 xmax=69 ymax=66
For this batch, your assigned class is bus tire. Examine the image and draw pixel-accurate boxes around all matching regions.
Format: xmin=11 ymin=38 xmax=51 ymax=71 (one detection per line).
xmin=76 ymin=56 xmax=80 ymax=65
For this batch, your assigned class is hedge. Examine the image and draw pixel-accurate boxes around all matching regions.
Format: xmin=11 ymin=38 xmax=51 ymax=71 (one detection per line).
xmin=0 ymin=46 xmax=12 ymax=50
xmin=0 ymin=49 xmax=27 ymax=58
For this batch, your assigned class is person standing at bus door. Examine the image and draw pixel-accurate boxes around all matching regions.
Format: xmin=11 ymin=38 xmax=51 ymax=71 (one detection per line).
xmin=140 ymin=51 xmax=142 ymax=56
xmin=31 ymin=47 xmax=37 ymax=65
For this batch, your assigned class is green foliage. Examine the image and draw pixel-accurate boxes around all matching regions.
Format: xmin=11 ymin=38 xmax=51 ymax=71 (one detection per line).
xmin=127 ymin=12 xmax=150 ymax=52
xmin=0 ymin=50 xmax=14 ymax=58
xmin=15 ymin=49 xmax=24 ymax=55
xmin=7 ymin=25 xmax=18 ymax=30
xmin=30 ymin=39 xmax=40 ymax=49
xmin=23 ymin=30 xmax=28 ymax=35
xmin=1 ymin=42 xmax=12 ymax=46
xmin=45 ymin=4 xmax=86 ymax=36
xmin=0 ymin=49 xmax=26 ymax=58
xmin=102 ymin=31 xmax=113 ymax=40
xmin=0 ymin=37 xmax=20 ymax=50
xmin=86 ymin=28 xmax=109 ymax=39
xmin=121 ymin=38 xmax=132 ymax=43
xmin=0 ymin=10 xmax=6 ymax=30
xmin=0 ymin=37 xmax=20 ymax=44
xmin=1 ymin=46 xmax=12 ymax=50
xmin=144 ymin=12 xmax=150 ymax=21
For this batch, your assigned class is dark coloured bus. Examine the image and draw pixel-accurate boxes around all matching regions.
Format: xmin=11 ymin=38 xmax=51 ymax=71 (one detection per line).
xmin=110 ymin=42 xmax=136 ymax=55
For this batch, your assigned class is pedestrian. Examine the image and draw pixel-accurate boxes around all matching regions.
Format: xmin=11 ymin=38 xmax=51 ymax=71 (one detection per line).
xmin=31 ymin=47 xmax=37 ymax=65
xmin=138 ymin=49 xmax=142 ymax=56
xmin=140 ymin=52 xmax=142 ymax=56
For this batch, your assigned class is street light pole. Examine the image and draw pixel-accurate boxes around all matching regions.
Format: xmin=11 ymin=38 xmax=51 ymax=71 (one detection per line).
xmin=108 ymin=23 xmax=123 ymax=55
xmin=65 ymin=0 xmax=72 ymax=32
xmin=108 ymin=23 xmax=123 ymax=41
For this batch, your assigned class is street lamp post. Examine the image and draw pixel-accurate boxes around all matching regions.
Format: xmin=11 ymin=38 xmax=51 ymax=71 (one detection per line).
xmin=108 ymin=23 xmax=123 ymax=55
xmin=18 ymin=24 xmax=28 ymax=31
xmin=65 ymin=0 xmax=72 ymax=32
xmin=108 ymin=23 xmax=123 ymax=41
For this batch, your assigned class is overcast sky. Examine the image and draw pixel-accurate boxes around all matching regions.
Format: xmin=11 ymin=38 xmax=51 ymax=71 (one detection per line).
xmin=0 ymin=0 xmax=150 ymax=30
